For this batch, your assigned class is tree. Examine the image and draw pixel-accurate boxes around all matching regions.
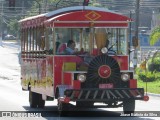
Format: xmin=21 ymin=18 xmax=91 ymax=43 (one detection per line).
xmin=7 ymin=19 xmax=19 ymax=37
xmin=150 ymin=26 xmax=160 ymax=46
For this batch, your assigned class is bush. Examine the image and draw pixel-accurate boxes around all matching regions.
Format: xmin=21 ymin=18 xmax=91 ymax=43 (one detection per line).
xmin=137 ymin=70 xmax=160 ymax=82
xmin=147 ymin=57 xmax=160 ymax=72
xmin=138 ymin=71 xmax=155 ymax=82
xmin=135 ymin=67 xmax=142 ymax=74
xmin=136 ymin=58 xmax=160 ymax=82
xmin=155 ymin=73 xmax=160 ymax=80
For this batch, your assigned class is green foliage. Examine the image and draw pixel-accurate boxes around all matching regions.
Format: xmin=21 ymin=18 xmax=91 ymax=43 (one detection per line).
xmin=150 ymin=26 xmax=160 ymax=46
xmin=137 ymin=52 xmax=160 ymax=82
xmin=146 ymin=58 xmax=154 ymax=72
xmin=7 ymin=19 xmax=20 ymax=36
xmin=138 ymin=71 xmax=156 ymax=82
xmin=136 ymin=65 xmax=160 ymax=82
xmin=138 ymin=80 xmax=160 ymax=94
xmin=153 ymin=56 xmax=160 ymax=64
xmin=135 ymin=67 xmax=143 ymax=74
xmin=137 ymin=59 xmax=160 ymax=94
xmin=147 ymin=56 xmax=160 ymax=72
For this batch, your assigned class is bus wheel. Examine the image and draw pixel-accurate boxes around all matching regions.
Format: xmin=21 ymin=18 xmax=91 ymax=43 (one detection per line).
xmin=58 ymin=101 xmax=68 ymax=112
xmin=37 ymin=94 xmax=45 ymax=108
xmin=57 ymin=100 xmax=70 ymax=116
xmin=123 ymin=99 xmax=135 ymax=114
xmin=29 ymin=91 xmax=38 ymax=108
xmin=57 ymin=93 xmax=69 ymax=112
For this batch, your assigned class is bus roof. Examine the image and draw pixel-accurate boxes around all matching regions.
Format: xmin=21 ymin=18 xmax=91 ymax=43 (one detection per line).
xmin=19 ymin=6 xmax=131 ymax=28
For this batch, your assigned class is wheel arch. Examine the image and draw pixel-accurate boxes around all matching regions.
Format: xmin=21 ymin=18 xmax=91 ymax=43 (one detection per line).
xmin=55 ymin=85 xmax=73 ymax=99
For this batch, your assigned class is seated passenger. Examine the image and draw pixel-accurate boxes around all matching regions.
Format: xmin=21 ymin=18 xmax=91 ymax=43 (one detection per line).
xmin=56 ymin=41 xmax=60 ymax=52
xmin=57 ymin=43 xmax=67 ymax=54
xmin=63 ymin=40 xmax=86 ymax=55
xmin=64 ymin=40 xmax=77 ymax=55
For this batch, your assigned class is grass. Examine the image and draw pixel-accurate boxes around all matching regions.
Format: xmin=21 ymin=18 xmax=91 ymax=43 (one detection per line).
xmin=138 ymin=80 xmax=160 ymax=94
xmin=135 ymin=68 xmax=160 ymax=94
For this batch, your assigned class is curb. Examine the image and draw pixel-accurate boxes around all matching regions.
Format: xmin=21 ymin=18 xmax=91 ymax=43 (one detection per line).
xmin=146 ymin=92 xmax=160 ymax=97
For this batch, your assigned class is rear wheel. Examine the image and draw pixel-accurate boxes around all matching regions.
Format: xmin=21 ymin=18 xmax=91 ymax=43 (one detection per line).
xmin=29 ymin=91 xmax=45 ymax=108
xmin=37 ymin=94 xmax=45 ymax=108
xmin=29 ymin=91 xmax=38 ymax=108
xmin=123 ymin=99 xmax=135 ymax=114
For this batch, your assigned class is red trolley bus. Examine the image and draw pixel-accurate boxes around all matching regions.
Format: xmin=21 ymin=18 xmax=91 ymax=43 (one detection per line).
xmin=19 ymin=6 xmax=149 ymax=113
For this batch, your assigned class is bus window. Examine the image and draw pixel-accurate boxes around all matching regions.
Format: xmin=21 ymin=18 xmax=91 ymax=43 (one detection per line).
xmin=119 ymin=29 xmax=127 ymax=55
xmin=48 ymin=28 xmax=53 ymax=54
xmin=106 ymin=28 xmax=128 ymax=55
xmin=45 ymin=28 xmax=57 ymax=54
xmin=55 ymin=28 xmax=87 ymax=54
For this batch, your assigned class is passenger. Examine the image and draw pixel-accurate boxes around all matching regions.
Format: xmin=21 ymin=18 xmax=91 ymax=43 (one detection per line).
xmin=64 ymin=40 xmax=77 ymax=55
xmin=56 ymin=41 xmax=60 ymax=52
xmin=63 ymin=40 xmax=86 ymax=55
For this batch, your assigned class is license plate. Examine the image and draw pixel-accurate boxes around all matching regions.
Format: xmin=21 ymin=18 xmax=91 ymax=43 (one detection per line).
xmin=99 ymin=83 xmax=113 ymax=89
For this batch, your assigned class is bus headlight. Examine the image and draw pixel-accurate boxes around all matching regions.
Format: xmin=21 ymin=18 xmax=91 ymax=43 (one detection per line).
xmin=101 ymin=47 xmax=108 ymax=54
xmin=77 ymin=74 xmax=86 ymax=82
xmin=121 ymin=73 xmax=130 ymax=82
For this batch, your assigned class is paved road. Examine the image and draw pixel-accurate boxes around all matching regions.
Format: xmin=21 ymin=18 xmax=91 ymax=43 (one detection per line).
xmin=0 ymin=79 xmax=160 ymax=120
xmin=0 ymin=41 xmax=159 ymax=120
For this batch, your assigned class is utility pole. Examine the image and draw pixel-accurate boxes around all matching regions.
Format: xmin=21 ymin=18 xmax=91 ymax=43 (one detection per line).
xmin=133 ymin=0 xmax=140 ymax=70
xmin=44 ymin=0 xmax=48 ymax=13
xmin=129 ymin=11 xmax=132 ymax=69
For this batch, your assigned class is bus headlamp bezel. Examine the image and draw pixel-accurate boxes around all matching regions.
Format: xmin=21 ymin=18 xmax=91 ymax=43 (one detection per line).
xmin=77 ymin=74 xmax=86 ymax=82
xmin=121 ymin=73 xmax=130 ymax=82
xmin=101 ymin=47 xmax=108 ymax=54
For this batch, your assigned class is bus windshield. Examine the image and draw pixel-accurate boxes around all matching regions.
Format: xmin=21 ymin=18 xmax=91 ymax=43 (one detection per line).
xmin=47 ymin=27 xmax=128 ymax=55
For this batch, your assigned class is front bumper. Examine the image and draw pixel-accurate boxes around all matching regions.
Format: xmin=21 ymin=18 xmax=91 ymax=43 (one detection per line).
xmin=64 ymin=88 xmax=144 ymax=102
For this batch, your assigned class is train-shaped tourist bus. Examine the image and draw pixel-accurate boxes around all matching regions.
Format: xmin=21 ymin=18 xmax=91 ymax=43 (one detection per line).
xmin=19 ymin=5 xmax=149 ymax=114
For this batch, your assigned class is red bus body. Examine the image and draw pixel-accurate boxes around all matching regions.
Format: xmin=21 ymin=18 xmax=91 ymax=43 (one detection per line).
xmin=19 ymin=6 xmax=148 ymax=113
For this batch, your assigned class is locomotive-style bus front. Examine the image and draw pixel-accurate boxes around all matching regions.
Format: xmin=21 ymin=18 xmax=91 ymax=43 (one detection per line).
xmin=49 ymin=26 xmax=147 ymax=112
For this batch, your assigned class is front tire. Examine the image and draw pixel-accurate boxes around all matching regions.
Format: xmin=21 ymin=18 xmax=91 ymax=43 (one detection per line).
xmin=57 ymin=90 xmax=69 ymax=112
xmin=123 ymin=99 xmax=135 ymax=114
